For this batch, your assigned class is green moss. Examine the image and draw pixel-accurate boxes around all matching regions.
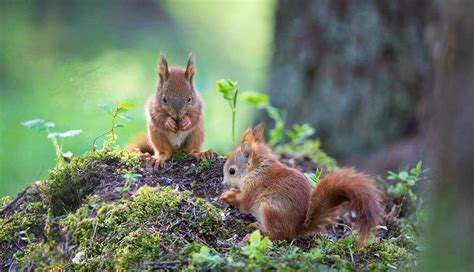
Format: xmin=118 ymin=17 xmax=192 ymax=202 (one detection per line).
xmin=276 ymin=139 xmax=337 ymax=168
xmin=172 ymin=151 xmax=190 ymax=160
xmin=1 ymin=195 xmax=11 ymax=207
xmin=189 ymin=229 xmax=418 ymax=271
xmin=60 ymin=185 xmax=229 ymax=270
xmin=2 ymin=148 xmax=423 ymax=270
xmin=45 ymin=149 xmax=141 ymax=215
xmin=114 ymin=230 xmax=162 ymax=270
xmin=0 ymin=201 xmax=47 ymax=242
xmin=0 ymin=201 xmax=48 ymax=261
xmin=195 ymin=158 xmax=215 ymax=175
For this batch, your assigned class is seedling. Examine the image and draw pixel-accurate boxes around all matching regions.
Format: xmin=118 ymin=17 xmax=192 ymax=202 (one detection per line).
xmin=286 ymin=123 xmax=315 ymax=147
xmin=304 ymin=168 xmax=322 ymax=187
xmin=240 ymin=91 xmax=285 ymax=146
xmin=241 ymin=230 xmax=272 ymax=261
xmin=191 ymin=246 xmax=224 ymax=269
xmin=387 ymin=160 xmax=428 ymax=202
xmin=93 ymin=103 xmax=135 ymax=151
xmin=117 ymin=172 xmax=142 ymax=192
xmin=217 ymin=79 xmax=239 ymax=142
xmin=241 ymin=91 xmax=316 ymax=148
xmin=22 ymin=119 xmax=82 ymax=165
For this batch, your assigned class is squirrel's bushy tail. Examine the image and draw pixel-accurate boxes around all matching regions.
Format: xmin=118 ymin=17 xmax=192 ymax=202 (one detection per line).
xmin=126 ymin=133 xmax=155 ymax=155
xmin=303 ymin=168 xmax=383 ymax=244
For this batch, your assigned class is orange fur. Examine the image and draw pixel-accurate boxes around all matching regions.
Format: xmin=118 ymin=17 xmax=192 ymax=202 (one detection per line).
xmin=129 ymin=54 xmax=215 ymax=168
xmin=220 ymin=125 xmax=383 ymax=245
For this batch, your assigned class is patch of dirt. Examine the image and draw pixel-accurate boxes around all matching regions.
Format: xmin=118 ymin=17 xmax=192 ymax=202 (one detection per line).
xmin=1 ymin=153 xmax=406 ymax=267
xmin=86 ymin=154 xmax=400 ymax=247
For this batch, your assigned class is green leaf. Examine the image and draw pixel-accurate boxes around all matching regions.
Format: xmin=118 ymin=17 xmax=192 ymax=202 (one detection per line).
xmin=249 ymin=230 xmax=262 ymax=244
xmin=228 ymin=79 xmax=237 ymax=87
xmin=266 ymin=106 xmax=282 ymax=123
xmin=416 ymin=160 xmax=422 ymax=169
xmin=98 ymin=104 xmax=112 ymax=114
xmin=398 ymin=171 xmax=409 ymax=181
xmin=287 ymin=123 xmax=315 ymax=145
xmin=304 ymin=169 xmax=322 ymax=187
xmin=240 ymin=91 xmax=269 ymax=107
xmin=304 ymin=173 xmax=317 ymax=187
xmin=43 ymin=122 xmax=55 ymax=129
xmin=59 ymin=130 xmax=82 ymax=137
xmin=21 ymin=119 xmax=45 ymax=128
xmin=114 ymin=124 xmax=125 ymax=128
xmin=260 ymin=236 xmax=272 ymax=249
xmin=117 ymin=103 xmax=135 ymax=110
xmin=47 ymin=132 xmax=62 ymax=139
xmin=216 ymin=79 xmax=238 ymax=101
xmin=117 ymin=114 xmax=133 ymax=121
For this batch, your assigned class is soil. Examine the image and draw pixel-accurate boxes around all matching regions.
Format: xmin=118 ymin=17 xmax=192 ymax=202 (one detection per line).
xmin=74 ymin=154 xmax=400 ymax=245
xmin=1 ymin=153 xmax=406 ymax=268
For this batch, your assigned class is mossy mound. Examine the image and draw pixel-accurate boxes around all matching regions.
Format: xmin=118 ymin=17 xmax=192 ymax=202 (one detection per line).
xmin=0 ymin=149 xmax=423 ymax=270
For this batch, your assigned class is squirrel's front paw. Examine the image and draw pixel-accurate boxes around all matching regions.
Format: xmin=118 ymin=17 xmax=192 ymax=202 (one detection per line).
xmin=179 ymin=116 xmax=192 ymax=130
xmin=145 ymin=155 xmax=169 ymax=170
xmin=220 ymin=190 xmax=237 ymax=204
xmin=164 ymin=117 xmax=178 ymax=132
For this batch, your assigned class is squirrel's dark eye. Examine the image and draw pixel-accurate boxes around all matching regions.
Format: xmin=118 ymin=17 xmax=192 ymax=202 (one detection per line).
xmin=229 ymin=167 xmax=236 ymax=175
xmin=187 ymin=97 xmax=192 ymax=103
xmin=162 ymin=97 xmax=167 ymax=103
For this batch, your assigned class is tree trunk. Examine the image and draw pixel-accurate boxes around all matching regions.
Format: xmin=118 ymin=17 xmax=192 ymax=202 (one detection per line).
xmin=268 ymin=0 xmax=436 ymax=162
xmin=425 ymin=0 xmax=474 ymax=269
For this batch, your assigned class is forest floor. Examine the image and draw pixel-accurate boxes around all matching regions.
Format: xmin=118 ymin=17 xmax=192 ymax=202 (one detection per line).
xmin=0 ymin=147 xmax=424 ymax=270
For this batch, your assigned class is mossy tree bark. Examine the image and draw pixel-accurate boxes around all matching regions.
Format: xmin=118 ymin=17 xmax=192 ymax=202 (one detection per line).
xmin=268 ymin=0 xmax=438 ymax=163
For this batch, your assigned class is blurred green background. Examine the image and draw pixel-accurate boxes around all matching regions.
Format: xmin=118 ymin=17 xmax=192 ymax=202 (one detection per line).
xmin=0 ymin=0 xmax=276 ymax=197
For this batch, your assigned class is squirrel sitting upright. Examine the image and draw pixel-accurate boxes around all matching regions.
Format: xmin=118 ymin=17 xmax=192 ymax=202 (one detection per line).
xmin=138 ymin=53 xmax=215 ymax=169
xmin=220 ymin=124 xmax=383 ymax=244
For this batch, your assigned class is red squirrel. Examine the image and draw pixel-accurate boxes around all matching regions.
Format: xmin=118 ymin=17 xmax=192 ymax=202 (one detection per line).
xmin=131 ymin=54 xmax=215 ymax=169
xmin=220 ymin=124 xmax=383 ymax=244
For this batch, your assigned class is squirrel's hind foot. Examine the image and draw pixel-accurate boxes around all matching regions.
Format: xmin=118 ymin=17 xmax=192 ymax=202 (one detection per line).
xmin=144 ymin=153 xmax=170 ymax=170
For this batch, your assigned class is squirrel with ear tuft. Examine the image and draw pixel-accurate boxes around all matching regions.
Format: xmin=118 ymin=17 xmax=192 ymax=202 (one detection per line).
xmin=129 ymin=53 xmax=216 ymax=169
xmin=220 ymin=124 xmax=383 ymax=245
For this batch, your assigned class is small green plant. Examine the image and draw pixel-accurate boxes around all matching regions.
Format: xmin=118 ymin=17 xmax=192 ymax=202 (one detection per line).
xmin=22 ymin=119 xmax=82 ymax=165
xmin=304 ymin=168 xmax=322 ymax=187
xmin=387 ymin=160 xmax=427 ymax=202
xmin=286 ymin=123 xmax=315 ymax=147
xmin=241 ymin=230 xmax=272 ymax=261
xmin=0 ymin=196 xmax=11 ymax=207
xmin=241 ymin=91 xmax=316 ymax=148
xmin=19 ymin=228 xmax=36 ymax=244
xmin=191 ymin=246 xmax=224 ymax=269
xmin=240 ymin=91 xmax=285 ymax=146
xmin=93 ymin=103 xmax=135 ymax=151
xmin=117 ymin=172 xmax=142 ymax=193
xmin=195 ymin=158 xmax=214 ymax=175
xmin=217 ymin=79 xmax=239 ymax=142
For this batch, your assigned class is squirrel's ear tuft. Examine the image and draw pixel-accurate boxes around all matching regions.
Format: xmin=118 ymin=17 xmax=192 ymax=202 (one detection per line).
xmin=252 ymin=123 xmax=265 ymax=143
xmin=185 ymin=53 xmax=195 ymax=81
xmin=158 ymin=53 xmax=169 ymax=82
xmin=241 ymin=128 xmax=254 ymax=144
xmin=241 ymin=141 xmax=252 ymax=158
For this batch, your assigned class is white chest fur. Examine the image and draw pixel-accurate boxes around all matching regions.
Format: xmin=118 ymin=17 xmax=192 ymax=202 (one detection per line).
xmin=166 ymin=130 xmax=192 ymax=149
